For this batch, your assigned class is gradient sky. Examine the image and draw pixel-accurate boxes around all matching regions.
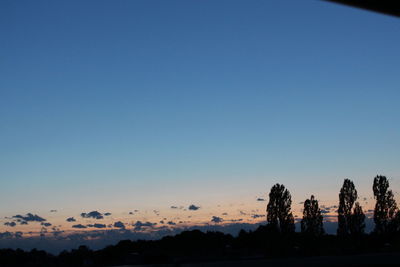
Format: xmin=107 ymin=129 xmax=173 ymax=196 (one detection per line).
xmin=0 ymin=0 xmax=399 ymax=238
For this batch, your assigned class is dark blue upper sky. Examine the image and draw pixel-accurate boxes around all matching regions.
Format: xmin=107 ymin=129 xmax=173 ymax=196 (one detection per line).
xmin=0 ymin=1 xmax=399 ymax=220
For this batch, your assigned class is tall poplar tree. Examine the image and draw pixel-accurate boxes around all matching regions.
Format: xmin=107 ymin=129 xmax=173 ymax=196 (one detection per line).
xmin=266 ymin=184 xmax=295 ymax=233
xmin=373 ymin=175 xmax=399 ymax=234
xmin=301 ymin=195 xmax=324 ymax=236
xmin=338 ymin=179 xmax=357 ymax=236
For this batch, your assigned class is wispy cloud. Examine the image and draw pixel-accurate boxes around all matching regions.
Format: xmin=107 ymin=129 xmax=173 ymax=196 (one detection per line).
xmin=132 ymin=221 xmax=157 ymax=231
xmin=87 ymin=224 xmax=106 ymax=229
xmin=66 ymin=217 xmax=76 ymax=222
xmin=13 ymin=213 xmax=46 ymax=223
xmin=188 ymin=205 xmax=200 ymax=211
xmin=72 ymin=224 xmax=87 ymax=229
xmin=251 ymin=214 xmax=265 ymax=219
xmin=211 ymin=216 xmax=223 ymax=223
xmin=4 ymin=222 xmax=16 ymax=227
xmin=81 ymin=211 xmax=104 ymax=220
xmin=113 ymin=221 xmax=125 ymax=229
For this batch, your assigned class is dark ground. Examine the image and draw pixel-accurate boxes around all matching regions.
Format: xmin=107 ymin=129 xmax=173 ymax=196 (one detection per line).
xmin=117 ymin=253 xmax=400 ymax=266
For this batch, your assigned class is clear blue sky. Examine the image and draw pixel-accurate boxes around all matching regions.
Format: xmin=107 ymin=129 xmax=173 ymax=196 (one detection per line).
xmin=0 ymin=0 xmax=399 ymax=225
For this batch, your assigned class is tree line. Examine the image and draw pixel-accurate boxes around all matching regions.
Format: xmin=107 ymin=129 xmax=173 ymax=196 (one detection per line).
xmin=266 ymin=175 xmax=400 ymax=236
xmin=1 ymin=175 xmax=400 ymax=266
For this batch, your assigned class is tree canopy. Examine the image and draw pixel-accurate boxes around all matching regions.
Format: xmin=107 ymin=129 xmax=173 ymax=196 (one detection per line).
xmin=266 ymin=183 xmax=295 ymax=233
xmin=301 ymin=195 xmax=324 ymax=236
xmin=338 ymin=179 xmax=357 ymax=235
xmin=349 ymin=202 xmax=366 ymax=235
xmin=373 ymin=175 xmax=399 ymax=234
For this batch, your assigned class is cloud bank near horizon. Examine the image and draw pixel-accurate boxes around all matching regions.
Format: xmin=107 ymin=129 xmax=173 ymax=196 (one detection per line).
xmin=0 ymin=217 xmax=376 ymax=254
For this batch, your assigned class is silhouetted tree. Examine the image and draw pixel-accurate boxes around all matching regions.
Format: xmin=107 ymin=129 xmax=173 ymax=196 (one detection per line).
xmin=349 ymin=202 xmax=365 ymax=235
xmin=389 ymin=211 xmax=400 ymax=233
xmin=337 ymin=179 xmax=357 ymax=236
xmin=266 ymin=183 xmax=295 ymax=233
xmin=301 ymin=195 xmax=324 ymax=236
xmin=373 ymin=175 xmax=399 ymax=234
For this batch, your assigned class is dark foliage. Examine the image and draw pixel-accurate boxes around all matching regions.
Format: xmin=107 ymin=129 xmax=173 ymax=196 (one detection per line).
xmin=373 ymin=175 xmax=399 ymax=234
xmin=338 ymin=179 xmax=357 ymax=236
xmin=301 ymin=195 xmax=324 ymax=236
xmin=337 ymin=179 xmax=366 ymax=236
xmin=266 ymin=184 xmax=295 ymax=234
xmin=349 ymin=202 xmax=366 ymax=236
xmin=2 ymin=229 xmax=400 ymax=267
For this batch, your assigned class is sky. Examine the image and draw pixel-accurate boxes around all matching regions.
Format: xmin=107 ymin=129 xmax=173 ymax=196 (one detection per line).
xmin=0 ymin=0 xmax=399 ymax=251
